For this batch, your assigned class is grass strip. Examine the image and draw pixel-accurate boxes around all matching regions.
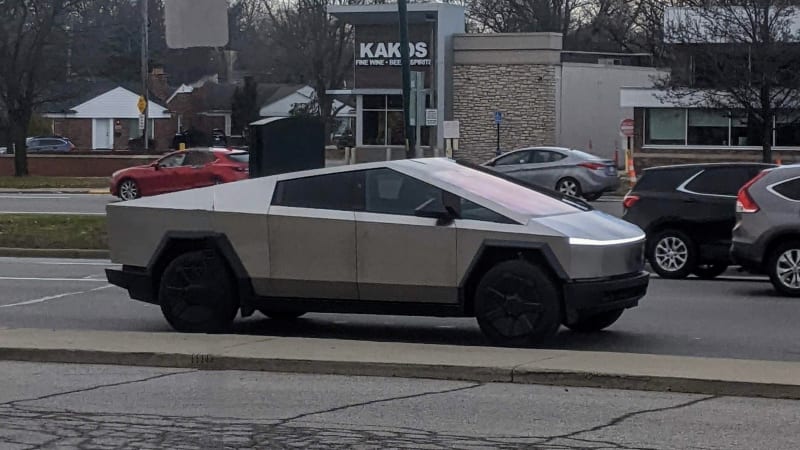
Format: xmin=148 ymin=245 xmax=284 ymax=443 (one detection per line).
xmin=0 ymin=214 xmax=106 ymax=249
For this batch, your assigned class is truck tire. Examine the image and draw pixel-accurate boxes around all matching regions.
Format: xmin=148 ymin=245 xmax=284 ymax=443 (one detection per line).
xmin=474 ymin=259 xmax=561 ymax=347
xmin=159 ymin=250 xmax=239 ymax=333
xmin=564 ymin=309 xmax=624 ymax=332
xmin=767 ymin=241 xmax=800 ymax=297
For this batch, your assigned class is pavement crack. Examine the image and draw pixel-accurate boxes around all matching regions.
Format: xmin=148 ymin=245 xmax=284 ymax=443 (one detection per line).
xmin=278 ymin=382 xmax=483 ymax=425
xmin=538 ymin=394 xmax=719 ymax=449
xmin=0 ymin=369 xmax=197 ymax=407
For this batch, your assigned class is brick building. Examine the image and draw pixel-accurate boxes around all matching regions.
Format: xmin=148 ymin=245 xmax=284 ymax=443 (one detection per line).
xmin=328 ymin=3 xmax=661 ymax=164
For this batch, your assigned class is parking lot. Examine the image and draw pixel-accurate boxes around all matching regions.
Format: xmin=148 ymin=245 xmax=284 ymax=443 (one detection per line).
xmin=1 ymin=256 xmax=798 ymax=362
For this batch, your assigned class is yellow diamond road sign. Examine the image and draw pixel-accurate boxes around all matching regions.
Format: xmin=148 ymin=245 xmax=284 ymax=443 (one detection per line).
xmin=137 ymin=96 xmax=147 ymax=114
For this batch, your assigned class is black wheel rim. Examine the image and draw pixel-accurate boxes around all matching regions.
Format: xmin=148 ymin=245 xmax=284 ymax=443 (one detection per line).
xmin=164 ymin=259 xmax=219 ymax=324
xmin=483 ymin=272 xmax=545 ymax=337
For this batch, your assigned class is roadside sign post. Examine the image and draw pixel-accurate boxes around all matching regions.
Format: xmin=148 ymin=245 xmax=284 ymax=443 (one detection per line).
xmin=443 ymin=120 xmax=459 ymax=159
xmin=494 ymin=111 xmax=502 ymax=156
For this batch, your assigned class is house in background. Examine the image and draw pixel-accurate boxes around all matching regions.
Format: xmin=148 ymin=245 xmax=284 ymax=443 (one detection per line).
xmin=43 ymin=83 xmax=173 ymax=151
xmin=167 ymin=77 xmax=355 ymax=146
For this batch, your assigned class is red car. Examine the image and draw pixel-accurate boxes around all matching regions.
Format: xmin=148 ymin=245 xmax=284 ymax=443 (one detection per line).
xmin=111 ymin=149 xmax=249 ymax=200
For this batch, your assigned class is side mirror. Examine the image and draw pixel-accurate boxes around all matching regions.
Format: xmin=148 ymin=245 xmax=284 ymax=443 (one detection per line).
xmin=151 ymin=162 xmax=160 ymax=170
xmin=414 ymin=198 xmax=455 ymax=226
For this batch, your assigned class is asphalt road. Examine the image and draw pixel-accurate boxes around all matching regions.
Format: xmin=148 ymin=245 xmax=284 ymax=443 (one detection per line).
xmin=0 ymin=193 xmax=623 ymax=216
xmin=1 ymin=256 xmax=798 ymax=362
xmin=2 ymin=361 xmax=797 ymax=449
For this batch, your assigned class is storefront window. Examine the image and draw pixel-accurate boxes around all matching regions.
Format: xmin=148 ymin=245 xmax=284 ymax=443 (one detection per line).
xmin=731 ymin=112 xmax=765 ymax=147
xmin=645 ymin=109 xmax=686 ymax=145
xmin=363 ymin=111 xmax=386 ymax=145
xmin=362 ymin=95 xmax=404 ymax=146
xmin=687 ymin=110 xmax=729 ymax=145
xmin=776 ymin=113 xmax=800 ymax=147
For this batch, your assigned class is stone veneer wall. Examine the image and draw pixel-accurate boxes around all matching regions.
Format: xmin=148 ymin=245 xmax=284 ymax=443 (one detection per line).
xmin=453 ymin=65 xmax=557 ymax=163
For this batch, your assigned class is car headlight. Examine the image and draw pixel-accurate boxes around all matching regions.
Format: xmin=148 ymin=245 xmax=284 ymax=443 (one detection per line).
xmin=569 ymin=234 xmax=645 ymax=246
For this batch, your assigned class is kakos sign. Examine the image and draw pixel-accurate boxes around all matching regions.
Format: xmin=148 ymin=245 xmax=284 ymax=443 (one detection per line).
xmin=356 ymin=42 xmax=431 ymax=67
xmin=353 ymin=24 xmax=434 ymax=89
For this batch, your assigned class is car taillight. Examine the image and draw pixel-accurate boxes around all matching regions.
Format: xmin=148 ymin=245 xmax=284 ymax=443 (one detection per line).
xmin=579 ymin=162 xmax=605 ymax=170
xmin=736 ymin=171 xmax=768 ymax=213
xmin=622 ymin=194 xmax=640 ymax=209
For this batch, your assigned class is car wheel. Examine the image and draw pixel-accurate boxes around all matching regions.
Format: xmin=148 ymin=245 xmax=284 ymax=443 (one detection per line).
xmin=118 ymin=179 xmax=140 ymax=201
xmin=564 ymin=308 xmax=624 ymax=332
xmin=259 ymin=310 xmax=306 ymax=320
xmin=158 ymin=250 xmax=239 ymax=333
xmin=556 ymin=177 xmax=582 ymax=197
xmin=768 ymin=241 xmax=800 ymax=297
xmin=474 ymin=260 xmax=561 ymax=347
xmin=648 ymin=229 xmax=696 ymax=279
xmin=692 ymin=264 xmax=728 ymax=280
xmin=583 ymin=192 xmax=602 ymax=202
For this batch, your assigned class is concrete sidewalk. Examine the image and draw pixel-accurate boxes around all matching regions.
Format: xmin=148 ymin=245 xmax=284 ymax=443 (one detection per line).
xmin=1 ymin=328 xmax=799 ymax=399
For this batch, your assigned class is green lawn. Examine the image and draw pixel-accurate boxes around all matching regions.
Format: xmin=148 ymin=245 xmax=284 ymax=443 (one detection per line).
xmin=0 ymin=176 xmax=108 ymax=189
xmin=0 ymin=215 xmax=107 ymax=249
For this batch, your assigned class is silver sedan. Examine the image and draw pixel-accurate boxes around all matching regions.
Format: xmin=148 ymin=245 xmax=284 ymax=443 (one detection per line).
xmin=484 ymin=147 xmax=620 ymax=201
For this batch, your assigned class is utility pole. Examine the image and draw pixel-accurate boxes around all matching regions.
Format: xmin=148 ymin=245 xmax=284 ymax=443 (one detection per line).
xmin=141 ymin=0 xmax=149 ymax=151
xmin=397 ymin=0 xmax=415 ymax=158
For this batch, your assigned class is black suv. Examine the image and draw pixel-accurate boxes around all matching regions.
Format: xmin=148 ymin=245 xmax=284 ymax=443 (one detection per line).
xmin=623 ymin=163 xmax=774 ymax=279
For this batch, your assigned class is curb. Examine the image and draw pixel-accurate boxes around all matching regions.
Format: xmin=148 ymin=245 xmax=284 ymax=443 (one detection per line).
xmin=0 ymin=248 xmax=109 ymax=259
xmin=0 ymin=331 xmax=799 ymax=400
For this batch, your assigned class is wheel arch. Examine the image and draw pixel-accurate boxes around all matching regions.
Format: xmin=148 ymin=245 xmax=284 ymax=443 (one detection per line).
xmin=763 ymin=231 xmax=800 ymax=266
xmin=459 ymin=240 xmax=569 ymax=317
xmin=146 ymin=231 xmax=255 ymax=313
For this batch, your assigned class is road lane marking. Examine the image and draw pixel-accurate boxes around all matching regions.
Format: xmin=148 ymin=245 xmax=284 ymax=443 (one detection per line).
xmin=0 ymin=276 xmax=108 ymax=282
xmin=0 ymin=285 xmax=112 ymax=308
xmin=0 ymin=260 xmax=114 ymax=266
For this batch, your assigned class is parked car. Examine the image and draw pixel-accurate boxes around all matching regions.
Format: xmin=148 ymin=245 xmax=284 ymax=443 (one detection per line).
xmin=105 ymin=158 xmax=649 ymax=346
xmin=732 ymin=164 xmax=800 ymax=296
xmin=26 ymin=137 xmax=75 ymax=153
xmin=483 ymin=147 xmax=619 ymax=201
xmin=110 ymin=149 xmax=249 ymax=201
xmin=623 ymin=162 xmax=774 ymax=279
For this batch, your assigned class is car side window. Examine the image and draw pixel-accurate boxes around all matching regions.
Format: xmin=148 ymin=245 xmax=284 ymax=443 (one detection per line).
xmin=272 ymin=171 xmax=358 ymax=211
xmin=183 ymin=151 xmax=214 ymax=166
xmin=159 ymin=153 xmax=186 ymax=168
xmin=494 ymin=151 xmax=531 ymax=166
xmin=459 ymin=198 xmax=516 ymax=224
xmin=772 ymin=178 xmax=800 ymax=200
xmin=364 ymin=168 xmax=444 ymax=216
xmin=684 ymin=167 xmax=755 ymax=196
xmin=532 ymin=150 xmax=565 ymax=163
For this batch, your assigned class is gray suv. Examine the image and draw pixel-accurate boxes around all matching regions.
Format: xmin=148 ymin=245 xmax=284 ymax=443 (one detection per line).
xmin=732 ymin=164 xmax=800 ymax=296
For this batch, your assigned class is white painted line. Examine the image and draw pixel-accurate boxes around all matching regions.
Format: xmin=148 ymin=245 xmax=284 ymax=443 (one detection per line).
xmin=0 ymin=276 xmax=108 ymax=282
xmin=0 ymin=284 xmax=112 ymax=308
xmin=15 ymin=261 xmax=114 ymax=266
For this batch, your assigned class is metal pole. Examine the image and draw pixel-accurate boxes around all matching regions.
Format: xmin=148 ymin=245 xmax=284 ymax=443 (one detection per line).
xmin=397 ymin=0 xmax=415 ymax=158
xmin=141 ymin=0 xmax=149 ymax=151
xmin=496 ymin=123 xmax=500 ymax=156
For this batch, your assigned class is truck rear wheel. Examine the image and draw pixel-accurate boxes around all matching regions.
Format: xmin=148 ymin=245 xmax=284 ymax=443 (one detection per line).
xmin=474 ymin=260 xmax=561 ymax=347
xmin=159 ymin=250 xmax=239 ymax=333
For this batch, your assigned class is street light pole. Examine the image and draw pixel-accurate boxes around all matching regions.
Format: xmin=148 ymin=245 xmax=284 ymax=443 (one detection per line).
xmin=397 ymin=0 xmax=415 ymax=158
xmin=141 ymin=0 xmax=149 ymax=151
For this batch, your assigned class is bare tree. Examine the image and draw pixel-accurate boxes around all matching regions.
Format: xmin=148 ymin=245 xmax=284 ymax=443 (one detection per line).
xmin=468 ymin=0 xmax=583 ymax=34
xmin=262 ymin=0 xmax=355 ymax=142
xmin=659 ymin=1 xmax=800 ymax=162
xmin=0 ymin=0 xmax=77 ymax=176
